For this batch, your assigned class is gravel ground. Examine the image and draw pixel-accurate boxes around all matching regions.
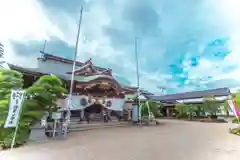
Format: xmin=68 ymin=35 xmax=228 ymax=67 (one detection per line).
xmin=1 ymin=120 xmax=240 ymax=160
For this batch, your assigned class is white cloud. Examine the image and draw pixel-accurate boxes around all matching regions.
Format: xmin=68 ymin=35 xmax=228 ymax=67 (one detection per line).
xmin=0 ymin=0 xmax=169 ymax=93
xmin=182 ymin=0 xmax=240 ymax=87
xmin=0 ymin=0 xmax=64 ymax=42
xmin=0 ymin=0 xmax=65 ymax=66
xmin=210 ymin=0 xmax=240 ymax=82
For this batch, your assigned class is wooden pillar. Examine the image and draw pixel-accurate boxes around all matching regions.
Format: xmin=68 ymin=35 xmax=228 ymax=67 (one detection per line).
xmin=166 ymin=108 xmax=170 ymax=117
xmin=81 ymin=108 xmax=84 ymax=120
xmin=127 ymin=103 xmax=132 ymax=120
xmin=108 ymin=109 xmax=111 ymax=117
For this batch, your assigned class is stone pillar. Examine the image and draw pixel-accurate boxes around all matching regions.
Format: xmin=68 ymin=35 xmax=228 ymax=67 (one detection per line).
xmin=81 ymin=108 xmax=84 ymax=120
xmin=127 ymin=103 xmax=132 ymax=120
xmin=109 ymin=108 xmax=112 ymax=114
xmin=166 ymin=108 xmax=170 ymax=117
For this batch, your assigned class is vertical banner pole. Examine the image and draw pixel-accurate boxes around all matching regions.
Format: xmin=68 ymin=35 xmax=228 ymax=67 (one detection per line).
xmin=10 ymin=91 xmax=25 ymax=150
xmin=53 ymin=120 xmax=56 ymax=138
xmin=11 ymin=120 xmax=20 ymax=150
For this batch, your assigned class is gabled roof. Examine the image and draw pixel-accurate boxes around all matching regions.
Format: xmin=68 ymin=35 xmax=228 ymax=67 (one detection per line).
xmin=39 ymin=51 xmax=108 ymax=72
xmin=139 ymin=89 xmax=154 ymax=95
xmin=67 ymin=58 xmax=112 ymax=75
xmin=8 ymin=64 xmax=44 ymax=76
xmin=146 ymin=87 xmax=231 ymax=101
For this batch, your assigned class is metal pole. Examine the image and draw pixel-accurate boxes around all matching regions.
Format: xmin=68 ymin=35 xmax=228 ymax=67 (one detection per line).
xmin=134 ymin=37 xmax=141 ymax=123
xmin=65 ymin=6 xmax=84 ymax=137
xmin=135 ymin=37 xmax=140 ymax=90
xmin=42 ymin=40 xmax=47 ymax=52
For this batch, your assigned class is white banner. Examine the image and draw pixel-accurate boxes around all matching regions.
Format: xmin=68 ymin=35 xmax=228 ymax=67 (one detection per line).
xmin=4 ymin=90 xmax=25 ymax=128
xmin=227 ymin=100 xmax=237 ymax=118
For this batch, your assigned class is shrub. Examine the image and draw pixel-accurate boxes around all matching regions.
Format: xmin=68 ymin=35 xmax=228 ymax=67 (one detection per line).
xmin=0 ymin=69 xmax=67 ymax=149
xmin=229 ymin=128 xmax=240 ymax=136
xmin=232 ymin=118 xmax=240 ymax=124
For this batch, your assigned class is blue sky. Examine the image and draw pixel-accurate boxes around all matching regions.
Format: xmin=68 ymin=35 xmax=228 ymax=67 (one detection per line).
xmin=1 ymin=0 xmax=240 ymax=94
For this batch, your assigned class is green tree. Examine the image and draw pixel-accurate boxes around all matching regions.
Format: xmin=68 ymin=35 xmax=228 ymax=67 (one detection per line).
xmin=203 ymin=96 xmax=220 ymax=118
xmin=29 ymin=75 xmax=67 ymax=117
xmin=223 ymin=101 xmax=230 ymax=116
xmin=232 ymin=93 xmax=240 ymax=110
xmin=175 ymin=104 xmax=188 ymax=118
xmin=175 ymin=104 xmax=196 ymax=120
xmin=0 ymin=69 xmax=67 ymax=149
xmin=140 ymin=100 xmax=160 ymax=118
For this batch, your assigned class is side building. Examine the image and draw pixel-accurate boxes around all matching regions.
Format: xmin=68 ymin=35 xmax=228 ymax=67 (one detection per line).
xmin=146 ymin=88 xmax=232 ymax=116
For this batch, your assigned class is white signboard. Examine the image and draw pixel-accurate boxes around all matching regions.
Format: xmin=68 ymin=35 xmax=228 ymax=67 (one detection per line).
xmin=41 ymin=119 xmax=46 ymax=127
xmin=4 ymin=90 xmax=25 ymax=128
xmin=52 ymin=112 xmax=62 ymax=120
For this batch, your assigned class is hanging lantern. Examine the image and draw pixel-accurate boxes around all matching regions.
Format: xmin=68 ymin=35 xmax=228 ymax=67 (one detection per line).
xmin=98 ymin=99 xmax=103 ymax=104
xmin=106 ymin=100 xmax=112 ymax=107
xmin=80 ymin=98 xmax=88 ymax=106
xmin=91 ymin=99 xmax=96 ymax=103
xmin=95 ymin=98 xmax=100 ymax=104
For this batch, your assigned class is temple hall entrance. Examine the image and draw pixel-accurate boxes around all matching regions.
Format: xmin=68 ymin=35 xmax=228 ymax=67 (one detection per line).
xmin=84 ymin=104 xmax=103 ymax=114
xmin=84 ymin=104 xmax=108 ymax=122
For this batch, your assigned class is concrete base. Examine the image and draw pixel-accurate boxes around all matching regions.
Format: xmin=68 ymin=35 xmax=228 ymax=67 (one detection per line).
xmin=29 ymin=123 xmax=47 ymax=142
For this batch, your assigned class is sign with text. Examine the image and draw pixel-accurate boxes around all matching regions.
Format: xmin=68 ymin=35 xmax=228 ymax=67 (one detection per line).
xmin=52 ymin=112 xmax=62 ymax=120
xmin=4 ymin=90 xmax=25 ymax=128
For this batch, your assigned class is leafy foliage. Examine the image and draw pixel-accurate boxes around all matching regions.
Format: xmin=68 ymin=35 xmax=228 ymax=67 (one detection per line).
xmin=0 ymin=69 xmax=67 ymax=149
xmin=232 ymin=93 xmax=240 ymax=110
xmin=223 ymin=101 xmax=230 ymax=116
xmin=229 ymin=128 xmax=240 ymax=136
xmin=203 ymin=96 xmax=220 ymax=116
xmin=232 ymin=117 xmax=240 ymax=124
xmin=140 ymin=101 xmax=160 ymax=118
xmin=175 ymin=104 xmax=197 ymax=119
xmin=29 ymin=75 xmax=67 ymax=116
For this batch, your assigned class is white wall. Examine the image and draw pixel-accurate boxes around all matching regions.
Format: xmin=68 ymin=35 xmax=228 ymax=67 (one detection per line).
xmin=37 ymin=59 xmax=73 ymax=75
xmin=58 ymin=95 xmax=125 ymax=111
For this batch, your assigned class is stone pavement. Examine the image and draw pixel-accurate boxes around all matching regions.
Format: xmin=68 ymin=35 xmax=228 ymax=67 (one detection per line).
xmin=1 ymin=119 xmax=240 ymax=160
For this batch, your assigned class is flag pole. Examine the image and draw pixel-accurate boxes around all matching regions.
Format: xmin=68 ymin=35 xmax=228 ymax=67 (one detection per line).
xmin=65 ymin=6 xmax=84 ymax=137
xmin=134 ymin=37 xmax=141 ymax=123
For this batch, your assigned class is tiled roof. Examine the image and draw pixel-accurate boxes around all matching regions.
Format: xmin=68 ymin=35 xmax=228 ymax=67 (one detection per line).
xmin=145 ymin=88 xmax=231 ymax=101
xmin=39 ymin=51 xmax=107 ymax=71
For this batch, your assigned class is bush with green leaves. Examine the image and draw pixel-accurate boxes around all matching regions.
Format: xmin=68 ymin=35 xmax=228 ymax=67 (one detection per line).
xmin=229 ymin=128 xmax=240 ymax=136
xmin=175 ymin=104 xmax=197 ymax=120
xmin=0 ymin=69 xmax=67 ymax=149
xmin=140 ymin=100 xmax=160 ymax=118
xmin=203 ymin=96 xmax=220 ymax=116
xmin=232 ymin=117 xmax=240 ymax=124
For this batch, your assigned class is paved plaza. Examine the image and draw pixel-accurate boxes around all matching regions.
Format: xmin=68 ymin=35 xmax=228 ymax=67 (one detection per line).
xmin=1 ymin=120 xmax=240 ymax=160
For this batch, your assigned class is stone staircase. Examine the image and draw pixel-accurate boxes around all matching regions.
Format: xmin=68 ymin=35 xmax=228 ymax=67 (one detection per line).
xmin=91 ymin=113 xmax=102 ymax=121
xmin=69 ymin=117 xmax=129 ymax=132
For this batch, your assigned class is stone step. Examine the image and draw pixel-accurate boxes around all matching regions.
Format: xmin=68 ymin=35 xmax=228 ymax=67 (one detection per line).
xmin=69 ymin=121 xmax=128 ymax=129
xmin=70 ymin=115 xmax=119 ymax=122
xmin=69 ymin=122 xmax=131 ymax=132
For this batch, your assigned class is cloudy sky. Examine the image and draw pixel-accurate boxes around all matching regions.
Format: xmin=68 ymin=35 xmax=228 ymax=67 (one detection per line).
xmin=1 ymin=0 xmax=240 ymax=94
